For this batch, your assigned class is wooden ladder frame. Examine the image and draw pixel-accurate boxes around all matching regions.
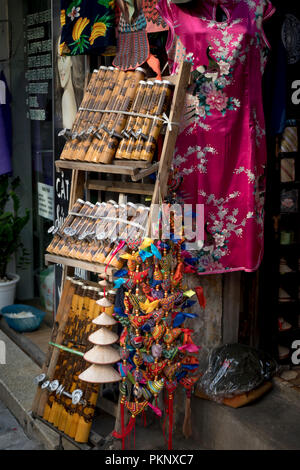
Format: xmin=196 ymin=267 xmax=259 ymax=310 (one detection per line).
xmin=32 ymin=61 xmax=191 ymax=427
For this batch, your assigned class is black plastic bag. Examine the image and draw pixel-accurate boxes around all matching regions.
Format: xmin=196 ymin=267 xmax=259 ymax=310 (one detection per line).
xmin=199 ymin=343 xmax=277 ymax=399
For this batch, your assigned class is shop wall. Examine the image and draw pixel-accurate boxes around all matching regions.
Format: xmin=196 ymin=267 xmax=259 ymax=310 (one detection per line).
xmin=6 ymin=0 xmax=34 ymax=299
xmin=0 ymin=0 xmax=9 ymax=82
xmin=185 ymin=272 xmax=241 ymax=369
xmin=187 ymin=273 xmax=223 ymax=368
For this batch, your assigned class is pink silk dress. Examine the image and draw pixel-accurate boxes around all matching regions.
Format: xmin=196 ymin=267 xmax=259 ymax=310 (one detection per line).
xmin=157 ymin=0 xmax=275 ymax=274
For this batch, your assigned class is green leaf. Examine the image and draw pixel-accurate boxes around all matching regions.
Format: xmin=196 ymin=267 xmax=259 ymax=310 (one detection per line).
xmin=97 ymin=0 xmax=111 ymax=8
xmin=0 ymin=177 xmax=30 ymax=276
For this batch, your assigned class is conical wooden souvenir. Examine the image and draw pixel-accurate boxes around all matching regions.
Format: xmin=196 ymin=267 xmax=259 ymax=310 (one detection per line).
xmin=84 ymin=345 xmax=120 ymax=364
xmin=79 ymin=364 xmax=121 ymax=383
xmin=92 ymin=312 xmax=117 ymax=326
xmin=96 ymin=297 xmax=113 ymax=307
xmin=88 ymin=327 xmax=119 ymax=345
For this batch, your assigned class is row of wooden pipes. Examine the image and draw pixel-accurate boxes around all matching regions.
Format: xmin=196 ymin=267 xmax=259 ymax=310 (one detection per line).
xmin=41 ymin=277 xmax=120 ymax=443
xmin=60 ymin=66 xmax=173 ymax=164
xmin=47 ymin=198 xmax=149 ymax=268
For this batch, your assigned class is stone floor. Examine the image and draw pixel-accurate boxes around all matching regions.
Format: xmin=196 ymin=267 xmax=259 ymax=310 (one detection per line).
xmin=0 ymin=399 xmax=44 ymax=450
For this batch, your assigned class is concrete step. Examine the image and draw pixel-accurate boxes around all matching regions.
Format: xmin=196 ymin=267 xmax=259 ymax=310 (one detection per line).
xmin=0 ymin=402 xmax=44 ymax=450
xmin=189 ymin=383 xmax=300 ymax=450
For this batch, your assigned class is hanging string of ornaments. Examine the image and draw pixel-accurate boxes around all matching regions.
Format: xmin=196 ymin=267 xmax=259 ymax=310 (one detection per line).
xmin=107 ymin=231 xmax=205 ymax=450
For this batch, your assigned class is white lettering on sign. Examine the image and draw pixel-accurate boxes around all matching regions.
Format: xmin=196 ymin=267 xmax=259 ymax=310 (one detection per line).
xmin=55 ymin=171 xmax=70 ymax=230
xmin=28 ymin=54 xmax=52 ymax=69
xmin=55 ymin=204 xmax=66 ymax=230
xmin=27 ymin=26 xmax=45 ymax=41
xmin=55 ymin=171 xmax=70 ymax=201
xmin=38 ymin=182 xmax=54 ymax=220
xmin=26 ymin=68 xmax=52 ymax=81
xmin=27 ymin=39 xmax=51 ymax=55
xmin=26 ymin=9 xmax=51 ymax=26
xmin=29 ymin=109 xmax=46 ymax=121
xmin=29 ymin=96 xmax=39 ymax=108
xmin=28 ymin=82 xmax=49 ymax=94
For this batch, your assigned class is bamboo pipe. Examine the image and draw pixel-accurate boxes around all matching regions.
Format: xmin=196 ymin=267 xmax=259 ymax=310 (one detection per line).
xmin=60 ymin=68 xmax=101 ymax=160
xmin=98 ymin=69 xmax=145 ymax=164
xmin=72 ymin=67 xmax=119 ymax=161
xmin=140 ymin=80 xmax=173 ymax=162
xmin=115 ymin=80 xmax=147 ymax=159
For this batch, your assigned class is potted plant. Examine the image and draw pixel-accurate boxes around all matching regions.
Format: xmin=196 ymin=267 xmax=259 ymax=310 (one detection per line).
xmin=0 ymin=175 xmax=30 ymax=309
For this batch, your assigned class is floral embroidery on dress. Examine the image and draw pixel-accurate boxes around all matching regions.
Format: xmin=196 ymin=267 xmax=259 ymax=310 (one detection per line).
xmin=243 ymin=0 xmax=256 ymax=10
xmin=192 ymin=74 xmax=240 ymax=118
xmin=194 ymin=189 xmax=257 ymax=272
xmin=185 ymin=49 xmax=241 ymax=120
xmin=174 ymin=145 xmax=218 ymax=175
xmin=233 ymin=167 xmax=256 ymax=183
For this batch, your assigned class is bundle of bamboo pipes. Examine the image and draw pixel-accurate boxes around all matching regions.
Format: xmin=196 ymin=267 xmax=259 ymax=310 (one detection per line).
xmin=115 ymin=79 xmax=173 ymax=162
xmin=41 ymin=278 xmax=118 ymax=443
xmin=46 ymin=198 xmax=150 ymax=268
xmin=59 ymin=66 xmax=173 ymax=164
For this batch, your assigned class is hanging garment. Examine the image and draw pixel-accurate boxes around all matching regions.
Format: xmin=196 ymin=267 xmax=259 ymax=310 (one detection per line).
xmin=113 ymin=8 xmax=150 ymax=69
xmin=114 ymin=0 xmax=168 ymax=33
xmin=59 ymin=0 xmax=115 ymax=56
xmin=113 ymin=0 xmax=164 ymax=73
xmin=140 ymin=0 xmax=168 ymax=32
xmin=157 ymin=0 xmax=275 ymax=274
xmin=0 ymin=71 xmax=12 ymax=176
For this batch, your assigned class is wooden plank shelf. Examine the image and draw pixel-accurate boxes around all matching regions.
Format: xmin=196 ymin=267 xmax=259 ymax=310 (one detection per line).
xmin=110 ymin=160 xmax=152 ymax=168
xmin=45 ymin=253 xmax=116 ymax=276
xmin=131 ymin=162 xmax=159 ymax=182
xmin=87 ymin=179 xmax=154 ymax=195
xmin=56 ymin=159 xmax=157 ymax=179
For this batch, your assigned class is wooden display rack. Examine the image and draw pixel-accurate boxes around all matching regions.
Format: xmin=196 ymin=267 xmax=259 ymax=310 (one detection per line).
xmin=32 ymin=61 xmax=191 ymax=444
